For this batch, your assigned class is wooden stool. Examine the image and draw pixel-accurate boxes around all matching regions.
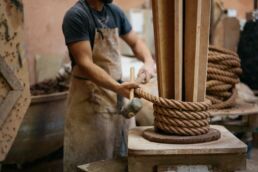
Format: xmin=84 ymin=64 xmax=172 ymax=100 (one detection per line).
xmin=128 ymin=125 xmax=247 ymax=172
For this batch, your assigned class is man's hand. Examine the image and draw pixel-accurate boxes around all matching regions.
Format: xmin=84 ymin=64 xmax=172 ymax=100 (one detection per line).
xmin=137 ymin=61 xmax=156 ymax=84
xmin=121 ymin=31 xmax=156 ymax=84
xmin=115 ymin=82 xmax=140 ymax=98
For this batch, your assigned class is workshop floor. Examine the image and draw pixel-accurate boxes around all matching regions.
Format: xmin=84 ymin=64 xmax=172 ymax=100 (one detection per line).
xmin=1 ymin=148 xmax=258 ymax=172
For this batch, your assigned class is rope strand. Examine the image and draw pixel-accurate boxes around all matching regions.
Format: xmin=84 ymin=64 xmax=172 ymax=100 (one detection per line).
xmin=133 ymin=46 xmax=242 ymax=136
xmin=207 ymin=46 xmax=242 ymax=109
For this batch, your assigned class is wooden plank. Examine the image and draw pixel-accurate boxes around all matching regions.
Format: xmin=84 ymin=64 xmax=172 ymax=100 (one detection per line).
xmin=0 ymin=91 xmax=22 ymax=127
xmin=184 ymin=0 xmax=202 ymax=102
xmin=128 ymin=126 xmax=247 ymax=155
xmin=0 ymin=57 xmax=23 ymax=90
xmin=209 ymin=101 xmax=258 ymax=117
xmin=198 ymin=0 xmax=211 ymax=101
xmin=223 ymin=17 xmax=240 ymax=52
xmin=78 ymin=158 xmax=127 ymax=172
xmin=128 ymin=126 xmax=247 ymax=172
xmin=129 ymin=154 xmax=246 ymax=172
xmin=152 ymin=0 xmax=183 ymax=100
xmin=184 ymin=0 xmax=211 ymax=102
xmin=158 ymin=165 xmax=210 ymax=172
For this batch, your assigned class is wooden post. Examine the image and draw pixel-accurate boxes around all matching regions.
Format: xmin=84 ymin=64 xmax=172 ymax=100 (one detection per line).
xmin=198 ymin=0 xmax=211 ymax=101
xmin=184 ymin=0 xmax=211 ymax=102
xmin=152 ymin=0 xmax=183 ymax=100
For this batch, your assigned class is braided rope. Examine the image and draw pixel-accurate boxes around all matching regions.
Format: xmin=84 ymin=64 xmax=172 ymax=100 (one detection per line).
xmin=132 ymin=46 xmax=241 ymax=136
xmin=135 ymin=88 xmax=211 ymax=136
xmin=207 ymin=46 xmax=242 ymax=109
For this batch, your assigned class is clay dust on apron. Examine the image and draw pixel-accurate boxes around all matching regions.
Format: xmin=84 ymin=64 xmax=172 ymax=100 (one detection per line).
xmin=64 ymin=1 xmax=129 ymax=171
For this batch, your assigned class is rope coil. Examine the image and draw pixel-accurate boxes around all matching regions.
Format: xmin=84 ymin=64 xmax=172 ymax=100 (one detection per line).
xmin=134 ymin=46 xmax=242 ymax=136
xmin=135 ymin=88 xmax=211 ymax=136
xmin=207 ymin=46 xmax=242 ymax=109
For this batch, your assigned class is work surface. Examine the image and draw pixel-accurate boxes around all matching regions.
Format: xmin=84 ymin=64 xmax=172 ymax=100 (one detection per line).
xmin=128 ymin=125 xmax=247 ymax=156
xmin=209 ymin=101 xmax=258 ymax=117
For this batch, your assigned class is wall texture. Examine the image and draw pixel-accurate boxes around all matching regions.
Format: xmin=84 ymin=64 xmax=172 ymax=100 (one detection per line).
xmin=24 ymin=0 xmax=253 ymax=84
xmin=24 ymin=0 xmax=146 ymax=84
xmin=221 ymin=0 xmax=253 ymax=20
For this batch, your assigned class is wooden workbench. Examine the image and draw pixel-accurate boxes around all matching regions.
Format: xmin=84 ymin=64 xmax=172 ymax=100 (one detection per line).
xmin=128 ymin=125 xmax=247 ymax=172
xmin=210 ymin=101 xmax=258 ymax=117
xmin=210 ymin=100 xmax=258 ymax=134
xmin=78 ymin=126 xmax=247 ymax=172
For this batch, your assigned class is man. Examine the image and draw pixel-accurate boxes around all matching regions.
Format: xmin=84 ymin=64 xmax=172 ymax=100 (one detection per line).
xmin=62 ymin=0 xmax=155 ymax=171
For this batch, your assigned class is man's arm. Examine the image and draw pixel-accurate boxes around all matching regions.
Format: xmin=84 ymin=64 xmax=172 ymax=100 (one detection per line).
xmin=121 ymin=31 xmax=156 ymax=83
xmin=68 ymin=40 xmax=139 ymax=98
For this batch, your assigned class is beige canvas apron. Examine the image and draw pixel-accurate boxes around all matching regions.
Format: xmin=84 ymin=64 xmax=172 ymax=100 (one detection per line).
xmin=63 ymin=4 xmax=128 ymax=171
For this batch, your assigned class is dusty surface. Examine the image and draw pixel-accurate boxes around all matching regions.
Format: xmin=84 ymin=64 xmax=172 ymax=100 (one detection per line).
xmin=1 ymin=148 xmax=258 ymax=172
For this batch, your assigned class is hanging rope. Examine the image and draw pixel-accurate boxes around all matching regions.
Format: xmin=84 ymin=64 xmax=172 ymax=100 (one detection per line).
xmin=133 ymin=46 xmax=242 ymax=136
xmin=207 ymin=46 xmax=242 ymax=109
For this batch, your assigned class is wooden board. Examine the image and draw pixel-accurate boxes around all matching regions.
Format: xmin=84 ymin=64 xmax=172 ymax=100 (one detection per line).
xmin=0 ymin=0 xmax=31 ymax=161
xmin=198 ymin=0 xmax=211 ymax=101
xmin=128 ymin=125 xmax=247 ymax=172
xmin=184 ymin=0 xmax=211 ymax=102
xmin=152 ymin=0 xmax=183 ymax=100
xmin=128 ymin=125 xmax=246 ymax=155
xmin=210 ymin=100 xmax=258 ymax=117
xmin=0 ymin=57 xmax=23 ymax=127
xmin=184 ymin=0 xmax=202 ymax=102
xmin=143 ymin=128 xmax=221 ymax=144
xmin=210 ymin=2 xmax=240 ymax=52
xmin=223 ymin=17 xmax=240 ymax=52
xmin=78 ymin=158 xmax=127 ymax=172
xmin=128 ymin=153 xmax=246 ymax=172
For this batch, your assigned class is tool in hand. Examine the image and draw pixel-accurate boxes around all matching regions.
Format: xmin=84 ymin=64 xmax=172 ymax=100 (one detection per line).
xmin=121 ymin=67 xmax=143 ymax=119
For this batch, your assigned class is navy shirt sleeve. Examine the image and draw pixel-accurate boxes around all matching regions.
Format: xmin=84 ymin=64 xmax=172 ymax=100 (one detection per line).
xmin=109 ymin=4 xmax=132 ymax=36
xmin=62 ymin=8 xmax=90 ymax=45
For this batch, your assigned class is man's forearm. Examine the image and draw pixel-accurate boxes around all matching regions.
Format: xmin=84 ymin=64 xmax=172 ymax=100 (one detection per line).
xmin=68 ymin=40 xmax=139 ymax=98
xmin=131 ymin=39 xmax=154 ymax=64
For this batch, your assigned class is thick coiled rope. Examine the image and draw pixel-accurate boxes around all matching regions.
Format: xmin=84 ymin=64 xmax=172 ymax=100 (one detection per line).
xmin=135 ymin=88 xmax=211 ymax=136
xmin=207 ymin=46 xmax=242 ymax=109
xmin=133 ymin=46 xmax=241 ymax=136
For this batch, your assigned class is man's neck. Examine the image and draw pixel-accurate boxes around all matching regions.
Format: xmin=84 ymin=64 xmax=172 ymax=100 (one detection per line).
xmin=85 ymin=0 xmax=104 ymax=11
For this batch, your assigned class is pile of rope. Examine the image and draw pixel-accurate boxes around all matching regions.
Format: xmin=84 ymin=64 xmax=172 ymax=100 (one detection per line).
xmin=133 ymin=46 xmax=242 ymax=136
xmin=207 ymin=46 xmax=242 ymax=109
xmin=135 ymin=88 xmax=211 ymax=136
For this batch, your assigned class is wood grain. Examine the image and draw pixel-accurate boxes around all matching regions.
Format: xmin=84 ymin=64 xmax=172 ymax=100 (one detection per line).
xmin=0 ymin=0 xmax=31 ymax=161
xmin=198 ymin=0 xmax=211 ymax=101
xmin=184 ymin=0 xmax=211 ymax=102
xmin=184 ymin=0 xmax=202 ymax=102
xmin=152 ymin=0 xmax=183 ymax=100
xmin=128 ymin=125 xmax=247 ymax=155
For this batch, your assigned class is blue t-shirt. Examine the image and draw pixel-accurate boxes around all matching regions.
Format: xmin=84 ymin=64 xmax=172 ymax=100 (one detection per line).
xmin=62 ymin=0 xmax=132 ymax=47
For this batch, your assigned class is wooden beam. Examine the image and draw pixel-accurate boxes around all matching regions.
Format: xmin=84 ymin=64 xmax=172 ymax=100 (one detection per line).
xmin=184 ymin=0 xmax=202 ymax=102
xmin=184 ymin=0 xmax=211 ymax=102
xmin=152 ymin=0 xmax=183 ymax=100
xmin=198 ymin=0 xmax=211 ymax=101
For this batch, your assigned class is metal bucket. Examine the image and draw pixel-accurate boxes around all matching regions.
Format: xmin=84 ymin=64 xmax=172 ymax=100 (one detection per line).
xmin=4 ymin=92 xmax=68 ymax=164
